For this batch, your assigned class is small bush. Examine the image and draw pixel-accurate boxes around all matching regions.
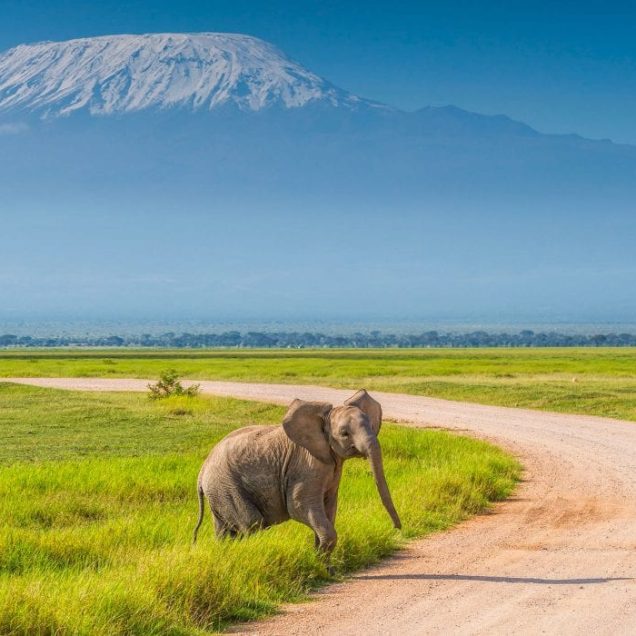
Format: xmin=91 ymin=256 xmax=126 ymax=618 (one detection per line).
xmin=147 ymin=370 xmax=200 ymax=400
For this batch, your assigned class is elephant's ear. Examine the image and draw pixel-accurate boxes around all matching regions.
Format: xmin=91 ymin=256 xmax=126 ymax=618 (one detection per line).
xmin=283 ymin=399 xmax=333 ymax=464
xmin=344 ymin=389 xmax=382 ymax=435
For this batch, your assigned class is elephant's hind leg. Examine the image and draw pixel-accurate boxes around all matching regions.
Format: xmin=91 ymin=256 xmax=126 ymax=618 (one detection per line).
xmin=213 ymin=512 xmax=238 ymax=539
xmin=233 ymin=497 xmax=266 ymax=534
xmin=214 ymin=491 xmax=266 ymax=537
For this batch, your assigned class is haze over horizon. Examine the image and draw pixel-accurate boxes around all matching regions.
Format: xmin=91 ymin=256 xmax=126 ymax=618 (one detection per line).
xmin=1 ymin=3 xmax=634 ymax=327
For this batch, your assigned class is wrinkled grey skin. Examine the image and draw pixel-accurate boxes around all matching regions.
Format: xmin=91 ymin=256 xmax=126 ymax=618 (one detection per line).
xmin=193 ymin=390 xmax=401 ymax=559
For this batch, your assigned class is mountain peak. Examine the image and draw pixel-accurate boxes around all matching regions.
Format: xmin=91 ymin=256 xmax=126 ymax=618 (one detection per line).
xmin=0 ymin=32 xmax=367 ymax=117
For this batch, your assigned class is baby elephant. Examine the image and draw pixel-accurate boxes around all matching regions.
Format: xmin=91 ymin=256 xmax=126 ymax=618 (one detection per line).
xmin=193 ymin=389 xmax=401 ymax=559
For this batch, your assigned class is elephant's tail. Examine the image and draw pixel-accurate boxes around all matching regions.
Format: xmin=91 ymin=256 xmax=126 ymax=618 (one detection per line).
xmin=192 ymin=484 xmax=205 ymax=544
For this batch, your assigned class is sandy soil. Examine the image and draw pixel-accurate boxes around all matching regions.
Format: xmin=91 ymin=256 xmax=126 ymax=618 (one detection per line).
xmin=7 ymin=377 xmax=636 ymax=635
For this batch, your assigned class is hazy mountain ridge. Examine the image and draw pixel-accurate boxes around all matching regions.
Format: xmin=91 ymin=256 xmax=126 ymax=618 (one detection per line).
xmin=1 ymin=31 xmax=634 ymax=198
xmin=0 ymin=31 xmax=631 ymax=150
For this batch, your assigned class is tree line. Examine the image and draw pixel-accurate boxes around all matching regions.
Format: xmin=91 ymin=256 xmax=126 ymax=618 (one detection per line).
xmin=1 ymin=329 xmax=635 ymax=348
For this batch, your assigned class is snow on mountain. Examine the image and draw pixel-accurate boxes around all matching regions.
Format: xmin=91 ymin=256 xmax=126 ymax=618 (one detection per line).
xmin=0 ymin=32 xmax=368 ymax=117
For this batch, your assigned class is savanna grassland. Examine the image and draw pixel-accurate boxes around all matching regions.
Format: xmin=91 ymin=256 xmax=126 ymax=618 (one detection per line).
xmin=1 ymin=347 xmax=635 ymax=420
xmin=0 ymin=382 xmax=519 ymax=634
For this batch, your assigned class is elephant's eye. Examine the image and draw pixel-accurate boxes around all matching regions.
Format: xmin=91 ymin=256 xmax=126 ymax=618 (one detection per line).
xmin=340 ymin=430 xmax=349 ymax=437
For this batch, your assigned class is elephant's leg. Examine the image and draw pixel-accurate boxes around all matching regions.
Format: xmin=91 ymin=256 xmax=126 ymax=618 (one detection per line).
xmin=209 ymin=497 xmax=242 ymax=539
xmin=288 ymin=484 xmax=337 ymax=568
xmin=315 ymin=489 xmax=339 ymax=548
xmin=213 ymin=512 xmax=235 ymax=538
xmin=211 ymin=490 xmax=265 ymax=537
xmin=324 ymin=488 xmax=339 ymax=525
xmin=230 ymin=492 xmax=266 ymax=535
xmin=311 ymin=509 xmax=337 ymax=576
xmin=303 ymin=506 xmax=337 ymax=558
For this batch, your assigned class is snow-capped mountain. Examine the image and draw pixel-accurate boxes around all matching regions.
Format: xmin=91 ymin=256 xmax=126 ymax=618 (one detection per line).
xmin=0 ymin=32 xmax=368 ymax=117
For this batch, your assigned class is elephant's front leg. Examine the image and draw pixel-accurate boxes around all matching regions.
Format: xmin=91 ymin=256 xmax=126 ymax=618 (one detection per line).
xmin=290 ymin=489 xmax=337 ymax=557
xmin=288 ymin=478 xmax=338 ymax=576
xmin=306 ymin=506 xmax=337 ymax=566
xmin=314 ymin=487 xmax=339 ymax=548
xmin=324 ymin=486 xmax=339 ymax=525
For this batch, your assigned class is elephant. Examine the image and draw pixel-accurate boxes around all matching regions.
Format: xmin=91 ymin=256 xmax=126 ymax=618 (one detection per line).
xmin=192 ymin=389 xmax=401 ymax=561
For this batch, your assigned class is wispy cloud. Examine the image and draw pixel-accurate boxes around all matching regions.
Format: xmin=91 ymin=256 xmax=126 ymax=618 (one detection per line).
xmin=0 ymin=122 xmax=29 ymax=135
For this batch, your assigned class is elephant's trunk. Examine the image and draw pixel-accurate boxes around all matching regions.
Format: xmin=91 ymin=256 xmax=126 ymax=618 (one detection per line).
xmin=363 ymin=436 xmax=402 ymax=529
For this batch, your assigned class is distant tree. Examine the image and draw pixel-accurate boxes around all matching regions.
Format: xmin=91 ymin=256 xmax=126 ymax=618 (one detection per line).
xmin=591 ymin=334 xmax=608 ymax=347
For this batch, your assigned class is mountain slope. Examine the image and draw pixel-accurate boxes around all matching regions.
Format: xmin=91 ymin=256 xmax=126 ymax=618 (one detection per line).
xmin=0 ymin=32 xmax=371 ymax=116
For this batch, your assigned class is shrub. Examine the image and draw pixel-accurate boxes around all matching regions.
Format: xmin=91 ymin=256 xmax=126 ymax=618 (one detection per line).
xmin=147 ymin=370 xmax=200 ymax=400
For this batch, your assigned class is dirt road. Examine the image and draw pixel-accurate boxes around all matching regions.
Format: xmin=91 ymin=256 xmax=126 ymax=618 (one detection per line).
xmin=7 ymin=377 xmax=636 ymax=635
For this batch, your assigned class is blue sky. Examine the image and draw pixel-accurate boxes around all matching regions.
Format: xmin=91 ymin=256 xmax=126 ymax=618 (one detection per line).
xmin=2 ymin=0 xmax=636 ymax=144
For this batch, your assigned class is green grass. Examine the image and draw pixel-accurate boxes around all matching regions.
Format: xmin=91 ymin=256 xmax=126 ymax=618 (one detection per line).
xmin=0 ymin=382 xmax=519 ymax=634
xmin=1 ymin=347 xmax=635 ymax=420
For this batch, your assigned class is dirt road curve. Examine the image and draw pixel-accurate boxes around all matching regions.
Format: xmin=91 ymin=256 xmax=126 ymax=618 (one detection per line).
xmin=7 ymin=377 xmax=636 ymax=635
